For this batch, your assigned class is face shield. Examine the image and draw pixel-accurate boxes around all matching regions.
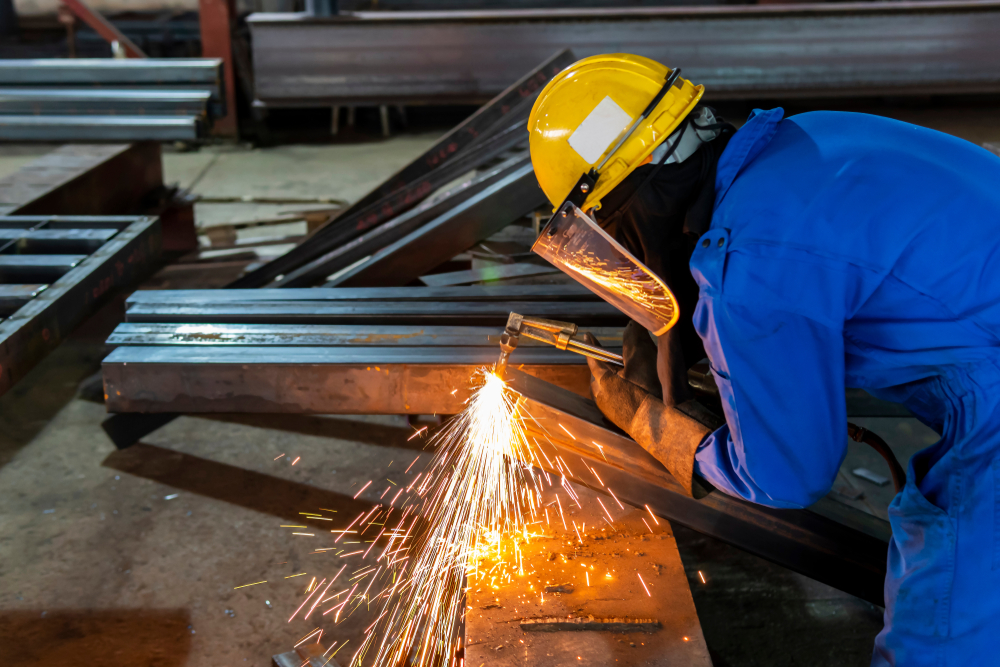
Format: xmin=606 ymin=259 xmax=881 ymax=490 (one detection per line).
xmin=532 ymin=202 xmax=680 ymax=335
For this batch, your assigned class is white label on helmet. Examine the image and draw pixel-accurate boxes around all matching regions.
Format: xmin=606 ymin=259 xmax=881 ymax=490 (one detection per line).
xmin=567 ymin=96 xmax=633 ymax=165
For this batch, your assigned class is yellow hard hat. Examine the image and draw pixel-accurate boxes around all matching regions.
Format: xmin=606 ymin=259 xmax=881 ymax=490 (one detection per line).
xmin=528 ymin=54 xmax=704 ymax=212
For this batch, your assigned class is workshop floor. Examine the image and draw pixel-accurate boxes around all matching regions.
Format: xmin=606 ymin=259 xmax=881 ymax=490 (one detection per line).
xmin=0 ymin=100 xmax=997 ymax=667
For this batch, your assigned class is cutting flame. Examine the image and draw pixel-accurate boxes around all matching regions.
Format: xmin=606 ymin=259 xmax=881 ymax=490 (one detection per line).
xmin=353 ymin=369 xmax=537 ymax=667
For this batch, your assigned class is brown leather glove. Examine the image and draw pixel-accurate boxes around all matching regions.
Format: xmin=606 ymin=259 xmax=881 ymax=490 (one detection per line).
xmin=585 ymin=321 xmax=717 ymax=497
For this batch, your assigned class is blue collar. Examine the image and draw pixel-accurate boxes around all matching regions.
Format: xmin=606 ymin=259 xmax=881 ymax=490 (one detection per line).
xmin=714 ymin=107 xmax=785 ymax=208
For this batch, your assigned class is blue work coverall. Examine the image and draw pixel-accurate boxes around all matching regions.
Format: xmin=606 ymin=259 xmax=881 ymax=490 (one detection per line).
xmin=689 ymin=108 xmax=1000 ymax=665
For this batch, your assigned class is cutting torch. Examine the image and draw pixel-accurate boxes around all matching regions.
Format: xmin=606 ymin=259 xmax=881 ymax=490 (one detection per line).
xmin=494 ymin=312 xmax=623 ymax=379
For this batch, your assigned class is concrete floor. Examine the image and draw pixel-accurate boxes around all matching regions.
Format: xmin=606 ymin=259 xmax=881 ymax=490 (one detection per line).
xmin=0 ymin=100 xmax=995 ymax=666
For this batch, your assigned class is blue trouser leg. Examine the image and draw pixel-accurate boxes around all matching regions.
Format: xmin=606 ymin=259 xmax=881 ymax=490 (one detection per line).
xmin=872 ymin=374 xmax=1000 ymax=666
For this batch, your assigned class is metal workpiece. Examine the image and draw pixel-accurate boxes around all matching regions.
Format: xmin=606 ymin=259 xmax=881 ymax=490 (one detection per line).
xmin=0 ymin=144 xmax=164 ymax=218
xmin=274 ymin=151 xmax=533 ymax=287
xmin=122 ymin=300 xmax=628 ymax=327
xmin=248 ymin=1 xmax=1000 ymax=106
xmin=0 ymin=115 xmax=202 ymax=142
xmin=0 ymin=89 xmax=212 ymax=117
xmin=0 ymin=59 xmax=224 ymax=85
xmin=123 ymin=284 xmax=601 ymax=305
xmin=101 ymin=345 xmax=595 ymax=414
xmin=328 ymin=160 xmax=546 ymax=287
xmin=105 ymin=323 xmax=625 ymax=349
xmin=0 ymin=215 xmax=161 ymax=397
xmin=503 ymin=369 xmax=891 ymax=607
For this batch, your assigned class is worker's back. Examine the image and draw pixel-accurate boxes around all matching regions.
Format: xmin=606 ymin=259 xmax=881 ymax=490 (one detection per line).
xmin=706 ymin=108 xmax=1000 ymax=429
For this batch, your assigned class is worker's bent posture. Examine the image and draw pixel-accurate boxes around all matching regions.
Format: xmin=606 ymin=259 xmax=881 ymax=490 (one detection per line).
xmin=529 ymin=54 xmax=1000 ymax=666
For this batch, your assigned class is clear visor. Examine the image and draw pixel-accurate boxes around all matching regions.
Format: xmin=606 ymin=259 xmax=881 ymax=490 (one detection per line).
xmin=532 ymin=202 xmax=679 ymax=336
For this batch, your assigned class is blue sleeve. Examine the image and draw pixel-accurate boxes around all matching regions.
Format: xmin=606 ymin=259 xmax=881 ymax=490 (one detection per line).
xmin=692 ymin=299 xmax=847 ymax=509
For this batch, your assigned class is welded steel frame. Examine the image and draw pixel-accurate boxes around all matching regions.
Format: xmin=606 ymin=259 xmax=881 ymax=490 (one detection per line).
xmin=504 ymin=369 xmax=891 ymax=607
xmin=248 ymin=1 xmax=1000 ymax=106
xmin=0 ymin=215 xmax=161 ymax=397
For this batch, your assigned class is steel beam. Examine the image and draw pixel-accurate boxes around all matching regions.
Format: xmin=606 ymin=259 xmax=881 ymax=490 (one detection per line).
xmin=123 ymin=284 xmax=600 ymax=305
xmin=0 ymin=115 xmax=201 ymax=142
xmin=0 ymin=215 xmax=161 ymax=397
xmin=0 ymin=144 xmax=163 ymax=218
xmin=0 ymin=89 xmax=211 ymax=117
xmin=328 ymin=160 xmax=545 ymax=287
xmin=504 ymin=368 xmax=890 ymax=607
xmin=248 ymin=1 xmax=1000 ymax=106
xmin=106 ymin=323 xmax=623 ymax=347
xmin=122 ymin=300 xmax=626 ymax=326
xmin=102 ymin=346 xmax=595 ymax=414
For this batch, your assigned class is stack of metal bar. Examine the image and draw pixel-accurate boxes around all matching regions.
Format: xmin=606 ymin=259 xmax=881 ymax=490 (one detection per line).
xmin=0 ymin=58 xmax=225 ymax=142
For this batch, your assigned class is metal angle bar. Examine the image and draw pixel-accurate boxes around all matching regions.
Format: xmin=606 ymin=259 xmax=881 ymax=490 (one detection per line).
xmin=503 ymin=369 xmax=890 ymax=607
xmin=275 ymin=152 xmax=532 ymax=287
xmin=330 ymin=48 xmax=574 ymax=219
xmin=330 ymin=160 xmax=546 ymax=287
xmin=0 ymin=216 xmax=148 ymax=229
xmin=122 ymin=300 xmax=628 ymax=326
xmin=101 ymin=345 xmax=594 ymax=414
xmin=106 ymin=322 xmax=625 ymax=348
xmin=247 ymin=3 xmax=1000 ymax=104
xmin=0 ymin=116 xmax=201 ymax=142
xmin=124 ymin=284 xmax=598 ymax=305
xmin=0 ymin=58 xmax=225 ymax=85
xmin=0 ymin=255 xmax=88 ymax=282
xmin=0 ymin=88 xmax=212 ymax=117
xmin=0 ymin=216 xmax=161 ymax=397
xmin=232 ymin=117 xmax=530 ymax=287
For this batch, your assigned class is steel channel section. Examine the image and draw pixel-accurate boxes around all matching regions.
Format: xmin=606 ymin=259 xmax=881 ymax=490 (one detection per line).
xmin=247 ymin=1 xmax=1000 ymax=105
xmin=123 ymin=284 xmax=600 ymax=304
xmin=0 ymin=116 xmax=201 ymax=142
xmin=122 ymin=300 xmax=628 ymax=326
xmin=102 ymin=346 xmax=595 ymax=414
xmin=0 ymin=215 xmax=161 ymax=397
xmin=279 ymin=153 xmax=533 ymax=287
xmin=0 ymin=89 xmax=212 ymax=117
xmin=329 ymin=160 xmax=546 ymax=287
xmin=106 ymin=323 xmax=624 ymax=348
xmin=504 ymin=369 xmax=889 ymax=607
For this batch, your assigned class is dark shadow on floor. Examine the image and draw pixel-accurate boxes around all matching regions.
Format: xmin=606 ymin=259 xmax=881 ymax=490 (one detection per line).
xmin=0 ymin=608 xmax=191 ymax=667
xmin=202 ymin=414 xmax=433 ymax=452
xmin=672 ymin=523 xmax=883 ymax=667
xmin=103 ymin=443 xmax=377 ymax=523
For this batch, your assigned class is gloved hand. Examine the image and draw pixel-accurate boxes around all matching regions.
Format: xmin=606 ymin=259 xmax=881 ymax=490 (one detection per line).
xmin=585 ymin=321 xmax=718 ymax=497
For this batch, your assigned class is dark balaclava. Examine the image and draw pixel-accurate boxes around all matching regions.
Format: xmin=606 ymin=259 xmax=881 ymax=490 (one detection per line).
xmin=595 ymin=118 xmax=734 ymax=369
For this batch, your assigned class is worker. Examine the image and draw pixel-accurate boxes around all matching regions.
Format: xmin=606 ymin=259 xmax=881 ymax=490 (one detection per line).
xmin=527 ymin=54 xmax=1000 ymax=666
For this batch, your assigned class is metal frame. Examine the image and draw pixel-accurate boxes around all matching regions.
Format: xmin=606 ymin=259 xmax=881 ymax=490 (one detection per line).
xmin=0 ymin=215 xmax=161 ymax=397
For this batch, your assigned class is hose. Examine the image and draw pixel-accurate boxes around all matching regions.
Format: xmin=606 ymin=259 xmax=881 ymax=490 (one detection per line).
xmin=847 ymin=422 xmax=906 ymax=493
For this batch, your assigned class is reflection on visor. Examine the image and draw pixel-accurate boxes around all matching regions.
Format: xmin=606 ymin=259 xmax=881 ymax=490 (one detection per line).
xmin=532 ymin=203 xmax=679 ymax=336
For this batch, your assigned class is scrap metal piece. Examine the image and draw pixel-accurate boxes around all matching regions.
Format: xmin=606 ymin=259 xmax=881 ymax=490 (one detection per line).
xmin=520 ymin=616 xmax=662 ymax=633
